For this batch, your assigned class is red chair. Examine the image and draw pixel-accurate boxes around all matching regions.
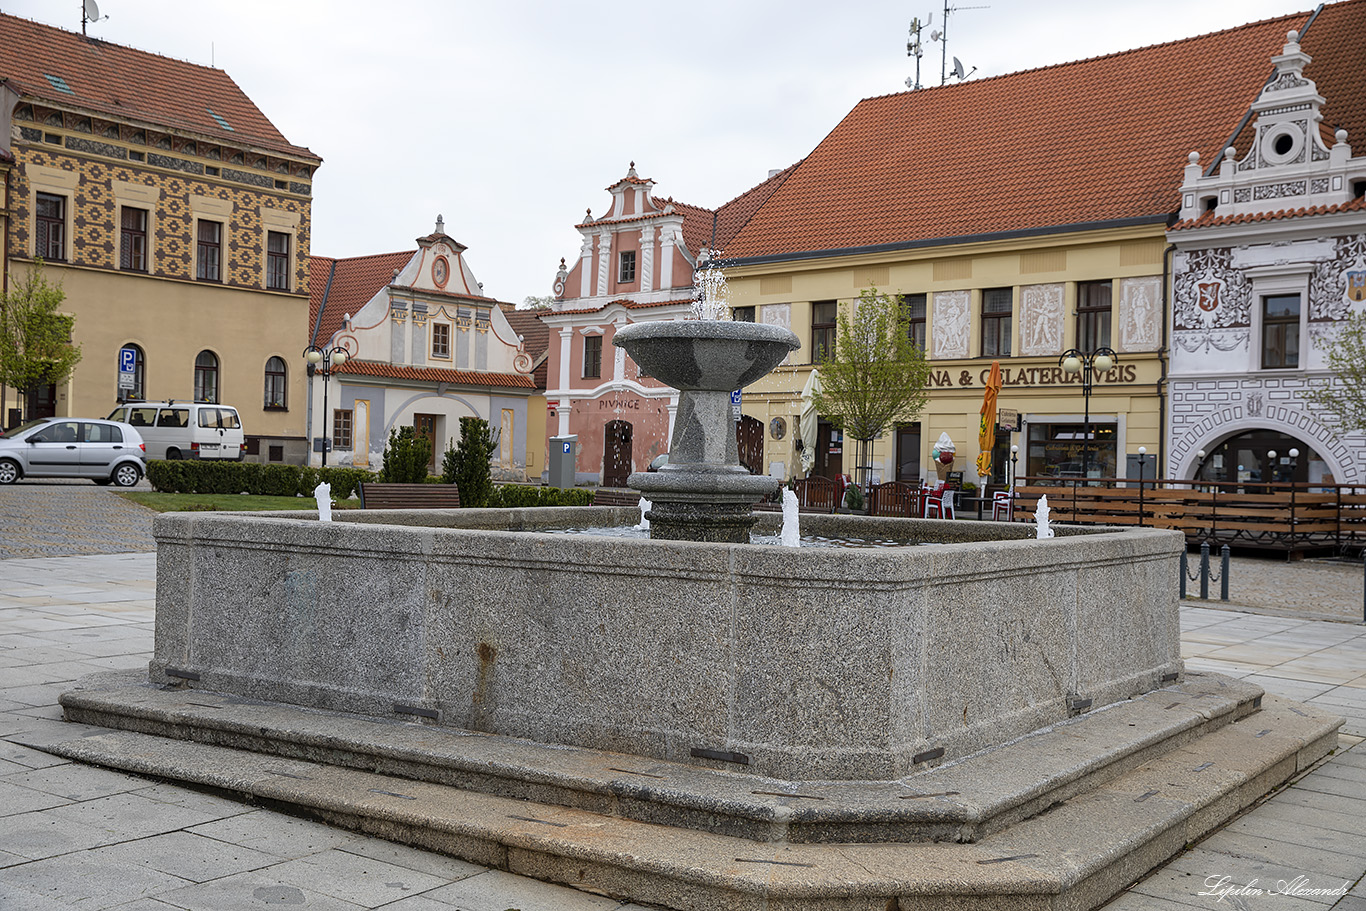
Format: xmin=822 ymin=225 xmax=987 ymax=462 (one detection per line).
xmin=924 ymin=483 xmax=955 ymax=519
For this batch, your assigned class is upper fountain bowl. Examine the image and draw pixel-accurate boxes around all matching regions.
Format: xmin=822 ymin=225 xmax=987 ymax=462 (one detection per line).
xmin=613 ymin=320 xmax=800 ymax=392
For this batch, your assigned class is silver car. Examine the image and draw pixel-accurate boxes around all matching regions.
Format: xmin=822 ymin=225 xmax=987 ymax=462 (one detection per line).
xmin=0 ymin=418 xmax=147 ymax=487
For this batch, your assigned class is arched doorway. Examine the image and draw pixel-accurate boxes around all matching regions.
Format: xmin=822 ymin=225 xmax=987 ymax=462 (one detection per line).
xmin=1192 ymin=430 xmax=1331 ymax=486
xmin=603 ymin=420 xmax=633 ymax=488
xmin=736 ymin=415 xmax=763 ymax=475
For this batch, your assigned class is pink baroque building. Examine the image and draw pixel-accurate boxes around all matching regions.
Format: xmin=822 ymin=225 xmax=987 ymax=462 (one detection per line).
xmin=540 ymin=163 xmax=794 ymax=485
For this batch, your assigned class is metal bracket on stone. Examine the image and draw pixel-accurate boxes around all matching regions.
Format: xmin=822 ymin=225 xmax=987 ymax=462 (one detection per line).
xmin=912 ymin=747 xmax=945 ymax=765
xmin=164 ymin=667 xmax=200 ymax=682
xmin=691 ymin=748 xmax=750 ymax=766
xmin=1068 ymin=696 xmax=1093 ymax=716
xmin=393 ymin=703 xmax=440 ymax=721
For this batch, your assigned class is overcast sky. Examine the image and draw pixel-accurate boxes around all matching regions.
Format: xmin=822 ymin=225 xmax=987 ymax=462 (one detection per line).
xmin=3 ymin=0 xmax=1320 ymax=304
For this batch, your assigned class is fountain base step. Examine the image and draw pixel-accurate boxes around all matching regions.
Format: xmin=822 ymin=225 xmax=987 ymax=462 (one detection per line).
xmin=34 ymin=671 xmax=1341 ymax=910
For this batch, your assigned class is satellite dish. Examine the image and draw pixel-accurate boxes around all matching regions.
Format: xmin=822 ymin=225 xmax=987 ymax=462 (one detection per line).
xmin=84 ymin=0 xmax=100 ymax=21
xmin=952 ymin=57 xmax=966 ymax=80
xmin=930 ymin=29 xmax=942 ymax=41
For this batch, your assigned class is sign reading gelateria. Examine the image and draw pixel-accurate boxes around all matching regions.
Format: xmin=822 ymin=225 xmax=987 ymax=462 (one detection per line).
xmin=927 ymin=364 xmax=1140 ymax=389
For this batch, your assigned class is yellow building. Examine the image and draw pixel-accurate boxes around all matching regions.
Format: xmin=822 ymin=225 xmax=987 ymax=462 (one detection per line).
xmin=1 ymin=13 xmax=321 ymax=462
xmin=719 ymin=5 xmax=1354 ymax=497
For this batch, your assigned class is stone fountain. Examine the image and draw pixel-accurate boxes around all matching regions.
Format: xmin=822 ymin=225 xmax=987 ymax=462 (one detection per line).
xmin=613 ymin=318 xmax=798 ymax=542
xmin=42 ymin=273 xmax=1340 ymax=911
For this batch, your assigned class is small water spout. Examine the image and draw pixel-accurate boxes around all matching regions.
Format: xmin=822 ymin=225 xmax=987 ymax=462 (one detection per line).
xmin=1035 ymin=494 xmax=1054 ymax=539
xmin=313 ymin=482 xmax=333 ymax=522
xmin=691 ymin=261 xmax=731 ymax=321
xmin=781 ymin=489 xmax=801 ymax=547
xmin=635 ymin=497 xmax=652 ymax=531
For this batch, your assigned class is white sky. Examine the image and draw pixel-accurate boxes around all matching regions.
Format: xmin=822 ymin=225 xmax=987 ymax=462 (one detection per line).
xmin=3 ymin=0 xmax=1319 ymax=305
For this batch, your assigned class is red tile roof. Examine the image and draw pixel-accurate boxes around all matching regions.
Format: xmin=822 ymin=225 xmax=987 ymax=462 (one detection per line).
xmin=552 ymin=298 xmax=689 ymax=316
xmin=1171 ymin=194 xmax=1366 ymax=230
xmin=335 ymin=360 xmax=535 ymax=389
xmin=309 ymin=251 xmax=414 ymax=345
xmin=723 ymin=3 xmax=1366 ymax=261
xmin=499 ymin=305 xmax=551 ymax=391
xmin=0 ymin=12 xmax=318 ymax=161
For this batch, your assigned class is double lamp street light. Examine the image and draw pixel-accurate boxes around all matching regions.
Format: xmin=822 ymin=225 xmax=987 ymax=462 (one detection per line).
xmin=303 ymin=344 xmax=349 ymax=467
xmin=1058 ymin=346 xmax=1117 ymax=481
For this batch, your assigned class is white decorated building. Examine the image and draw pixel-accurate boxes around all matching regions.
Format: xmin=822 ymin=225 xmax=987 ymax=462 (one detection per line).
xmin=1167 ymin=29 xmax=1366 ymax=487
xmin=307 ymin=218 xmax=538 ymax=475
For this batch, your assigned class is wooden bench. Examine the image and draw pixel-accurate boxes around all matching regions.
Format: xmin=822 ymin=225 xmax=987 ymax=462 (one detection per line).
xmin=358 ymin=482 xmax=461 ymax=509
xmin=592 ymin=487 xmax=642 ymax=507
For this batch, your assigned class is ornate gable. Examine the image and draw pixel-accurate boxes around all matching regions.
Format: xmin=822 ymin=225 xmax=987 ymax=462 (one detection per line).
xmin=1177 ymin=30 xmax=1360 ymax=222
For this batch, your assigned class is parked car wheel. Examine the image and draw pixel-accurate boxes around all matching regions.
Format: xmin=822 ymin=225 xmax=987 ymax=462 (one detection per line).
xmin=0 ymin=459 xmax=19 ymax=484
xmin=112 ymin=464 xmax=142 ymax=487
xmin=166 ymin=447 xmax=182 ymax=460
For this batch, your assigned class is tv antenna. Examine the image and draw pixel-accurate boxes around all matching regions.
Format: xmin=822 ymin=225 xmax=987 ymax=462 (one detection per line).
xmin=81 ymin=0 xmax=108 ymax=36
xmin=925 ymin=1 xmax=986 ymax=86
xmin=905 ymin=13 xmax=930 ymax=90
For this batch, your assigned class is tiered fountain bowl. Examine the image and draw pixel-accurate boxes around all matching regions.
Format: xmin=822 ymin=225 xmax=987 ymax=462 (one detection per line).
xmin=612 ymin=319 xmax=799 ymax=543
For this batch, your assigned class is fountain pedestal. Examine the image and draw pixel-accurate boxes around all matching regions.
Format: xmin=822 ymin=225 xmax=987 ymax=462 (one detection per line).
xmin=612 ymin=320 xmax=800 ymax=543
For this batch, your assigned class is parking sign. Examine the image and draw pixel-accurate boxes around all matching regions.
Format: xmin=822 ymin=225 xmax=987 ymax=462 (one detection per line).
xmin=118 ymin=346 xmax=137 ymax=390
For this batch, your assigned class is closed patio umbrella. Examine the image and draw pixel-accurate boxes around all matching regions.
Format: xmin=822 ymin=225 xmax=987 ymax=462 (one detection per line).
xmin=975 ymin=360 xmax=1002 ymax=482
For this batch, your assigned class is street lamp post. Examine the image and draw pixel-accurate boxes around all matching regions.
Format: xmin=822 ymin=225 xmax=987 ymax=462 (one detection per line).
xmin=303 ymin=344 xmax=349 ymax=467
xmin=1059 ymin=346 xmax=1117 ymax=481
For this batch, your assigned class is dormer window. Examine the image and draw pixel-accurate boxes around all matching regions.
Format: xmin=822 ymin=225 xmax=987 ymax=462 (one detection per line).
xmin=619 ymin=250 xmax=636 ymax=284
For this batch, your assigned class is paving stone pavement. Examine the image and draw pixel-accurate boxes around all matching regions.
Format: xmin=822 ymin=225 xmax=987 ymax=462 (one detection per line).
xmin=0 ymin=479 xmax=156 ymax=559
xmin=1 ymin=488 xmax=1364 ymax=909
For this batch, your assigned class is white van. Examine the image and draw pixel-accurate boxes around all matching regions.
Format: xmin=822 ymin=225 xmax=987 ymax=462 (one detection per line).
xmin=106 ymin=401 xmax=246 ymax=461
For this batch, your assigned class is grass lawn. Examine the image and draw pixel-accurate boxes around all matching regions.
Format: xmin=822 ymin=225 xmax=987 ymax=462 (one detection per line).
xmin=117 ymin=492 xmax=361 ymax=512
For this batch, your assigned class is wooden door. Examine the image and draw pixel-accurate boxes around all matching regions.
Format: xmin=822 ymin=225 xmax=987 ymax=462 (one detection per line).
xmin=895 ymin=423 xmax=921 ymax=484
xmin=736 ymin=415 xmax=764 ymax=475
xmin=602 ymin=420 xmax=633 ymax=488
xmin=413 ymin=413 xmax=438 ymax=474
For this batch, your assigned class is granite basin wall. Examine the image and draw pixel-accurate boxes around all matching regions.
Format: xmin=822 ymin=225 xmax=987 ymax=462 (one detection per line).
xmin=150 ymin=508 xmax=1183 ymax=780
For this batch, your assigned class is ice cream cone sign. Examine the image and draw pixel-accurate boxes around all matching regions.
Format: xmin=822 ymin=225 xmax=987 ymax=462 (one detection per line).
xmin=975 ymin=360 xmax=1002 ymax=480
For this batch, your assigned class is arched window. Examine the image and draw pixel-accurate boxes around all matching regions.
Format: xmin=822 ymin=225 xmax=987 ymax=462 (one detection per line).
xmin=194 ymin=350 xmax=219 ymax=403
xmin=264 ymin=356 xmax=287 ymax=409
xmin=119 ymin=343 xmax=146 ymax=402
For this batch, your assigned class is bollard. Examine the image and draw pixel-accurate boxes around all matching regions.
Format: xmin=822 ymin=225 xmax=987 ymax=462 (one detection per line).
xmin=1200 ymin=541 xmax=1211 ymax=600
xmin=1221 ymin=544 xmax=1231 ymax=602
xmin=1180 ymin=550 xmax=1187 ymax=600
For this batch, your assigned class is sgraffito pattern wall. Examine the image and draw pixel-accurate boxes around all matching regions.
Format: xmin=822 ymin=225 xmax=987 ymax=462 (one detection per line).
xmin=10 ymin=147 xmax=311 ymax=296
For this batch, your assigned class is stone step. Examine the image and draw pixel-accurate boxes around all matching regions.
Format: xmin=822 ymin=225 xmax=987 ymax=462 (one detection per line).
xmin=59 ymin=670 xmax=1284 ymax=845
xmin=27 ymin=692 xmax=1340 ymax=911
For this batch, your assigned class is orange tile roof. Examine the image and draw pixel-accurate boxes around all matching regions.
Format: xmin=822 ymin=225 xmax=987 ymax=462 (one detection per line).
xmin=0 ymin=12 xmax=318 ymax=161
xmin=499 ymin=305 xmax=551 ymax=391
xmin=309 ymin=251 xmax=415 ymax=345
xmin=1171 ymin=194 xmax=1366 ymax=230
xmin=552 ymin=298 xmax=689 ymax=316
xmin=335 ymin=360 xmax=535 ymax=389
xmin=723 ymin=4 xmax=1366 ymax=262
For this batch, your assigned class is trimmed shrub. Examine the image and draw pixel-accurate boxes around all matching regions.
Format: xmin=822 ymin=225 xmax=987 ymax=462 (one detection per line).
xmin=486 ymin=484 xmax=593 ymax=508
xmin=145 ymin=460 xmax=373 ymax=498
xmin=450 ymin=417 xmax=496 ymax=508
xmin=378 ymin=426 xmax=430 ymax=484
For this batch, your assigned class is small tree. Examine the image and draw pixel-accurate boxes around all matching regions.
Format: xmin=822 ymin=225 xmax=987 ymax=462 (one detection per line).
xmin=809 ymin=288 xmax=932 ymax=488
xmin=1305 ymin=311 xmax=1366 ymax=432
xmin=378 ymin=426 xmax=430 ymax=483
xmin=450 ymin=416 xmax=497 ymax=508
xmin=0 ymin=262 xmax=82 ymax=421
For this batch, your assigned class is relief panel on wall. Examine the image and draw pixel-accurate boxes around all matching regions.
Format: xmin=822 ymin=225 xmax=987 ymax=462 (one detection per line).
xmin=931 ymin=290 xmax=970 ymax=360
xmin=1118 ymin=276 xmax=1162 ymax=352
xmin=1018 ymin=283 xmax=1063 ymax=356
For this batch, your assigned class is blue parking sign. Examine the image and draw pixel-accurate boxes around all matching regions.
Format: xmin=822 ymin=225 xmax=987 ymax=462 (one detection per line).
xmin=118 ymin=346 xmax=138 ymax=390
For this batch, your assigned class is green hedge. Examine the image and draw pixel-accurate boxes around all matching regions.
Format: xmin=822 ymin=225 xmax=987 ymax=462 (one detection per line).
xmin=146 ymin=460 xmax=373 ymax=500
xmin=487 ymin=485 xmax=594 ymax=508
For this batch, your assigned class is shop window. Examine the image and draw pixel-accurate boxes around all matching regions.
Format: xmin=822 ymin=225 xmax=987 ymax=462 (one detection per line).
xmin=732 ymin=306 xmax=756 ymax=322
xmin=981 ymin=288 xmax=1012 ymax=357
xmin=583 ymin=335 xmax=602 ymax=379
xmin=812 ymin=300 xmax=837 ymax=362
xmin=263 ymin=356 xmax=287 ymax=409
xmin=1077 ymin=281 xmax=1112 ymax=351
xmin=120 ymin=208 xmax=148 ymax=272
xmin=36 ymin=192 xmax=66 ymax=260
xmin=1261 ymin=294 xmax=1300 ymax=369
xmin=1026 ymin=421 xmax=1117 ymax=480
